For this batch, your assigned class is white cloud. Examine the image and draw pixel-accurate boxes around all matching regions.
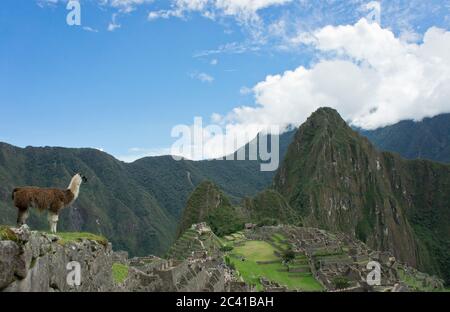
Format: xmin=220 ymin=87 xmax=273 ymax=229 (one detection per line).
xmin=181 ymin=18 xmax=450 ymax=160
xmin=194 ymin=41 xmax=260 ymax=57
xmin=107 ymin=0 xmax=153 ymax=13
xmin=239 ymin=86 xmax=252 ymax=95
xmin=219 ymin=19 xmax=450 ymax=132
xmin=148 ymin=0 xmax=291 ymax=22
xmin=210 ymin=58 xmax=218 ymax=65
xmin=83 ymin=26 xmax=99 ymax=32
xmin=36 ymin=0 xmax=59 ymax=7
xmin=190 ymin=72 xmax=214 ymax=83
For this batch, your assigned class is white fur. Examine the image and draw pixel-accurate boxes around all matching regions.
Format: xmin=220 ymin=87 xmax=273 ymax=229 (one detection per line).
xmin=67 ymin=174 xmax=82 ymax=202
xmin=48 ymin=213 xmax=59 ymax=233
xmin=46 ymin=173 xmax=82 ymax=233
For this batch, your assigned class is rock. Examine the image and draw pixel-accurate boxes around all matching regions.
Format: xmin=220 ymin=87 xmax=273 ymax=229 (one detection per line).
xmin=0 ymin=241 xmax=21 ymax=290
xmin=391 ymin=283 xmax=409 ymax=292
xmin=1 ymin=226 xmax=114 ymax=292
xmin=112 ymin=251 xmax=129 ymax=265
xmin=12 ymin=225 xmax=31 ymax=242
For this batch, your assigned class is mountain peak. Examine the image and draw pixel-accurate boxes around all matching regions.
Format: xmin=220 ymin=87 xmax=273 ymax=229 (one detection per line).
xmin=303 ymin=107 xmax=348 ymax=130
xmin=176 ymin=180 xmax=242 ymax=238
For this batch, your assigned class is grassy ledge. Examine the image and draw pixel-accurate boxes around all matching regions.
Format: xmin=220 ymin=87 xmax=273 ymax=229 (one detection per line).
xmin=0 ymin=226 xmax=18 ymax=242
xmin=112 ymin=263 xmax=129 ymax=284
xmin=54 ymin=232 xmax=108 ymax=247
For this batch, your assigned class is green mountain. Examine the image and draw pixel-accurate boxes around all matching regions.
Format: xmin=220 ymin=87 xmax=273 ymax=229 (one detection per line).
xmin=273 ymin=108 xmax=450 ymax=283
xmin=0 ymin=143 xmax=271 ymax=256
xmin=176 ymin=181 xmax=245 ymax=238
xmin=0 ymin=143 xmax=175 ymax=256
xmin=242 ymin=189 xmax=300 ymax=226
xmin=359 ymin=113 xmax=450 ymax=163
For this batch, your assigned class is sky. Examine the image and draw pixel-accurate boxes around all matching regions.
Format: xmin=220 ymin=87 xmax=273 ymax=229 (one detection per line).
xmin=1 ymin=0 xmax=450 ymax=161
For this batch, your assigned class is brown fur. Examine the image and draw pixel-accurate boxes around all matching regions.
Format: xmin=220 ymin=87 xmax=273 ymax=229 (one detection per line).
xmin=12 ymin=187 xmax=74 ymax=213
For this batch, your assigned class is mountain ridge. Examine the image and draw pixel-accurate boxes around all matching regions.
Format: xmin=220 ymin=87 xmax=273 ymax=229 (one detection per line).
xmin=273 ymin=107 xmax=450 ymax=283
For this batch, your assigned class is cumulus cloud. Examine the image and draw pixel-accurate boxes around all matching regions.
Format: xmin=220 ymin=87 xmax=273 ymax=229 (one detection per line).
xmin=180 ymin=18 xmax=450 ymax=160
xmin=214 ymin=19 xmax=450 ymax=132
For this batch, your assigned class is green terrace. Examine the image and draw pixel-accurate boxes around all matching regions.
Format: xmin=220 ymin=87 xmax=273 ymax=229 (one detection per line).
xmin=223 ymin=232 xmax=323 ymax=292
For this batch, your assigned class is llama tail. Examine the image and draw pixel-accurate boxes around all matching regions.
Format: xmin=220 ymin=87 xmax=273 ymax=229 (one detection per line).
xmin=12 ymin=188 xmax=18 ymax=201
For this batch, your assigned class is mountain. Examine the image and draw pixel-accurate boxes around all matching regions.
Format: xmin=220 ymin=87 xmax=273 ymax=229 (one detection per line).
xmin=0 ymin=143 xmax=175 ymax=256
xmin=358 ymin=113 xmax=450 ymax=163
xmin=241 ymin=189 xmax=300 ymax=226
xmin=127 ymin=156 xmax=273 ymax=218
xmin=0 ymin=143 xmax=272 ymax=257
xmin=175 ymin=181 xmax=245 ymax=238
xmin=1 ymin=110 xmax=448 ymax=263
xmin=273 ymin=108 xmax=450 ymax=283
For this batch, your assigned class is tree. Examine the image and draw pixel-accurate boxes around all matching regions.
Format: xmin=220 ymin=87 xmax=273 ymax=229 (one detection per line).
xmin=281 ymin=248 xmax=296 ymax=263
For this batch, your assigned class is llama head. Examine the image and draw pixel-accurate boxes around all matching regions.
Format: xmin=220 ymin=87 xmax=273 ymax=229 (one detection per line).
xmin=68 ymin=173 xmax=87 ymax=199
xmin=72 ymin=173 xmax=88 ymax=184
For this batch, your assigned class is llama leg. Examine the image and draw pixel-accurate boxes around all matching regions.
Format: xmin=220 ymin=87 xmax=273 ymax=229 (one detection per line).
xmin=48 ymin=213 xmax=56 ymax=233
xmin=17 ymin=209 xmax=29 ymax=226
xmin=53 ymin=214 xmax=59 ymax=233
xmin=49 ymin=213 xmax=59 ymax=233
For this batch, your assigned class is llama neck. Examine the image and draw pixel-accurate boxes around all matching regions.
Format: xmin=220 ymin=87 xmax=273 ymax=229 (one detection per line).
xmin=67 ymin=178 xmax=81 ymax=201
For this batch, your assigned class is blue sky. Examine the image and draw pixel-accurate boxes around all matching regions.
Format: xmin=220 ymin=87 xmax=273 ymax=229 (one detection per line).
xmin=1 ymin=1 xmax=449 ymax=161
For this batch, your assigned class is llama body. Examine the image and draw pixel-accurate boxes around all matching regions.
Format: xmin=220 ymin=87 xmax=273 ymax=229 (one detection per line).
xmin=12 ymin=173 xmax=87 ymax=233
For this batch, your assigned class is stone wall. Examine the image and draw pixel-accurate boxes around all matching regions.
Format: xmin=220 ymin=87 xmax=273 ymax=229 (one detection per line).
xmin=0 ymin=226 xmax=114 ymax=292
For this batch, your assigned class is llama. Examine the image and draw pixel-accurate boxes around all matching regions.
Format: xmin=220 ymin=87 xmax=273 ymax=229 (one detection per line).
xmin=12 ymin=173 xmax=88 ymax=233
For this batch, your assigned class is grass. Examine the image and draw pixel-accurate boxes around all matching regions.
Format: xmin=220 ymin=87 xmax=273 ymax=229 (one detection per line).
xmin=271 ymin=233 xmax=290 ymax=251
xmin=233 ymin=241 xmax=279 ymax=262
xmin=229 ymin=240 xmax=323 ymax=292
xmin=54 ymin=232 xmax=108 ymax=246
xmin=0 ymin=226 xmax=18 ymax=242
xmin=112 ymin=263 xmax=129 ymax=284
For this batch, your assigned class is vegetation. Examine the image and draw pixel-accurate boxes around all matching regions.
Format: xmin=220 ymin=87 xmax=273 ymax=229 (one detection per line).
xmin=0 ymin=225 xmax=18 ymax=242
xmin=166 ymin=227 xmax=224 ymax=260
xmin=281 ymin=248 xmax=296 ymax=263
xmin=273 ymin=107 xmax=450 ymax=284
xmin=176 ymin=181 xmax=245 ymax=238
xmin=55 ymin=232 xmax=108 ymax=246
xmin=257 ymin=218 xmax=278 ymax=227
xmin=0 ymin=136 xmax=284 ymax=257
xmin=112 ymin=263 xmax=129 ymax=284
xmin=243 ymin=189 xmax=300 ymax=226
xmin=332 ymin=276 xmax=351 ymax=290
xmin=359 ymin=113 xmax=450 ymax=164
xmin=227 ymin=240 xmax=323 ymax=292
xmin=220 ymin=245 xmax=234 ymax=252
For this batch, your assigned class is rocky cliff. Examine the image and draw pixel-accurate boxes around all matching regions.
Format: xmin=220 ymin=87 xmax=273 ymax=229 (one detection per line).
xmin=0 ymin=225 xmax=229 ymax=292
xmin=0 ymin=226 xmax=114 ymax=292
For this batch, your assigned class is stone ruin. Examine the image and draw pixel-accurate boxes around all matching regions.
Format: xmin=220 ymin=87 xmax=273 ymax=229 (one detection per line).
xmin=1 ymin=224 xmax=444 ymax=292
xmin=273 ymin=226 xmax=443 ymax=292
